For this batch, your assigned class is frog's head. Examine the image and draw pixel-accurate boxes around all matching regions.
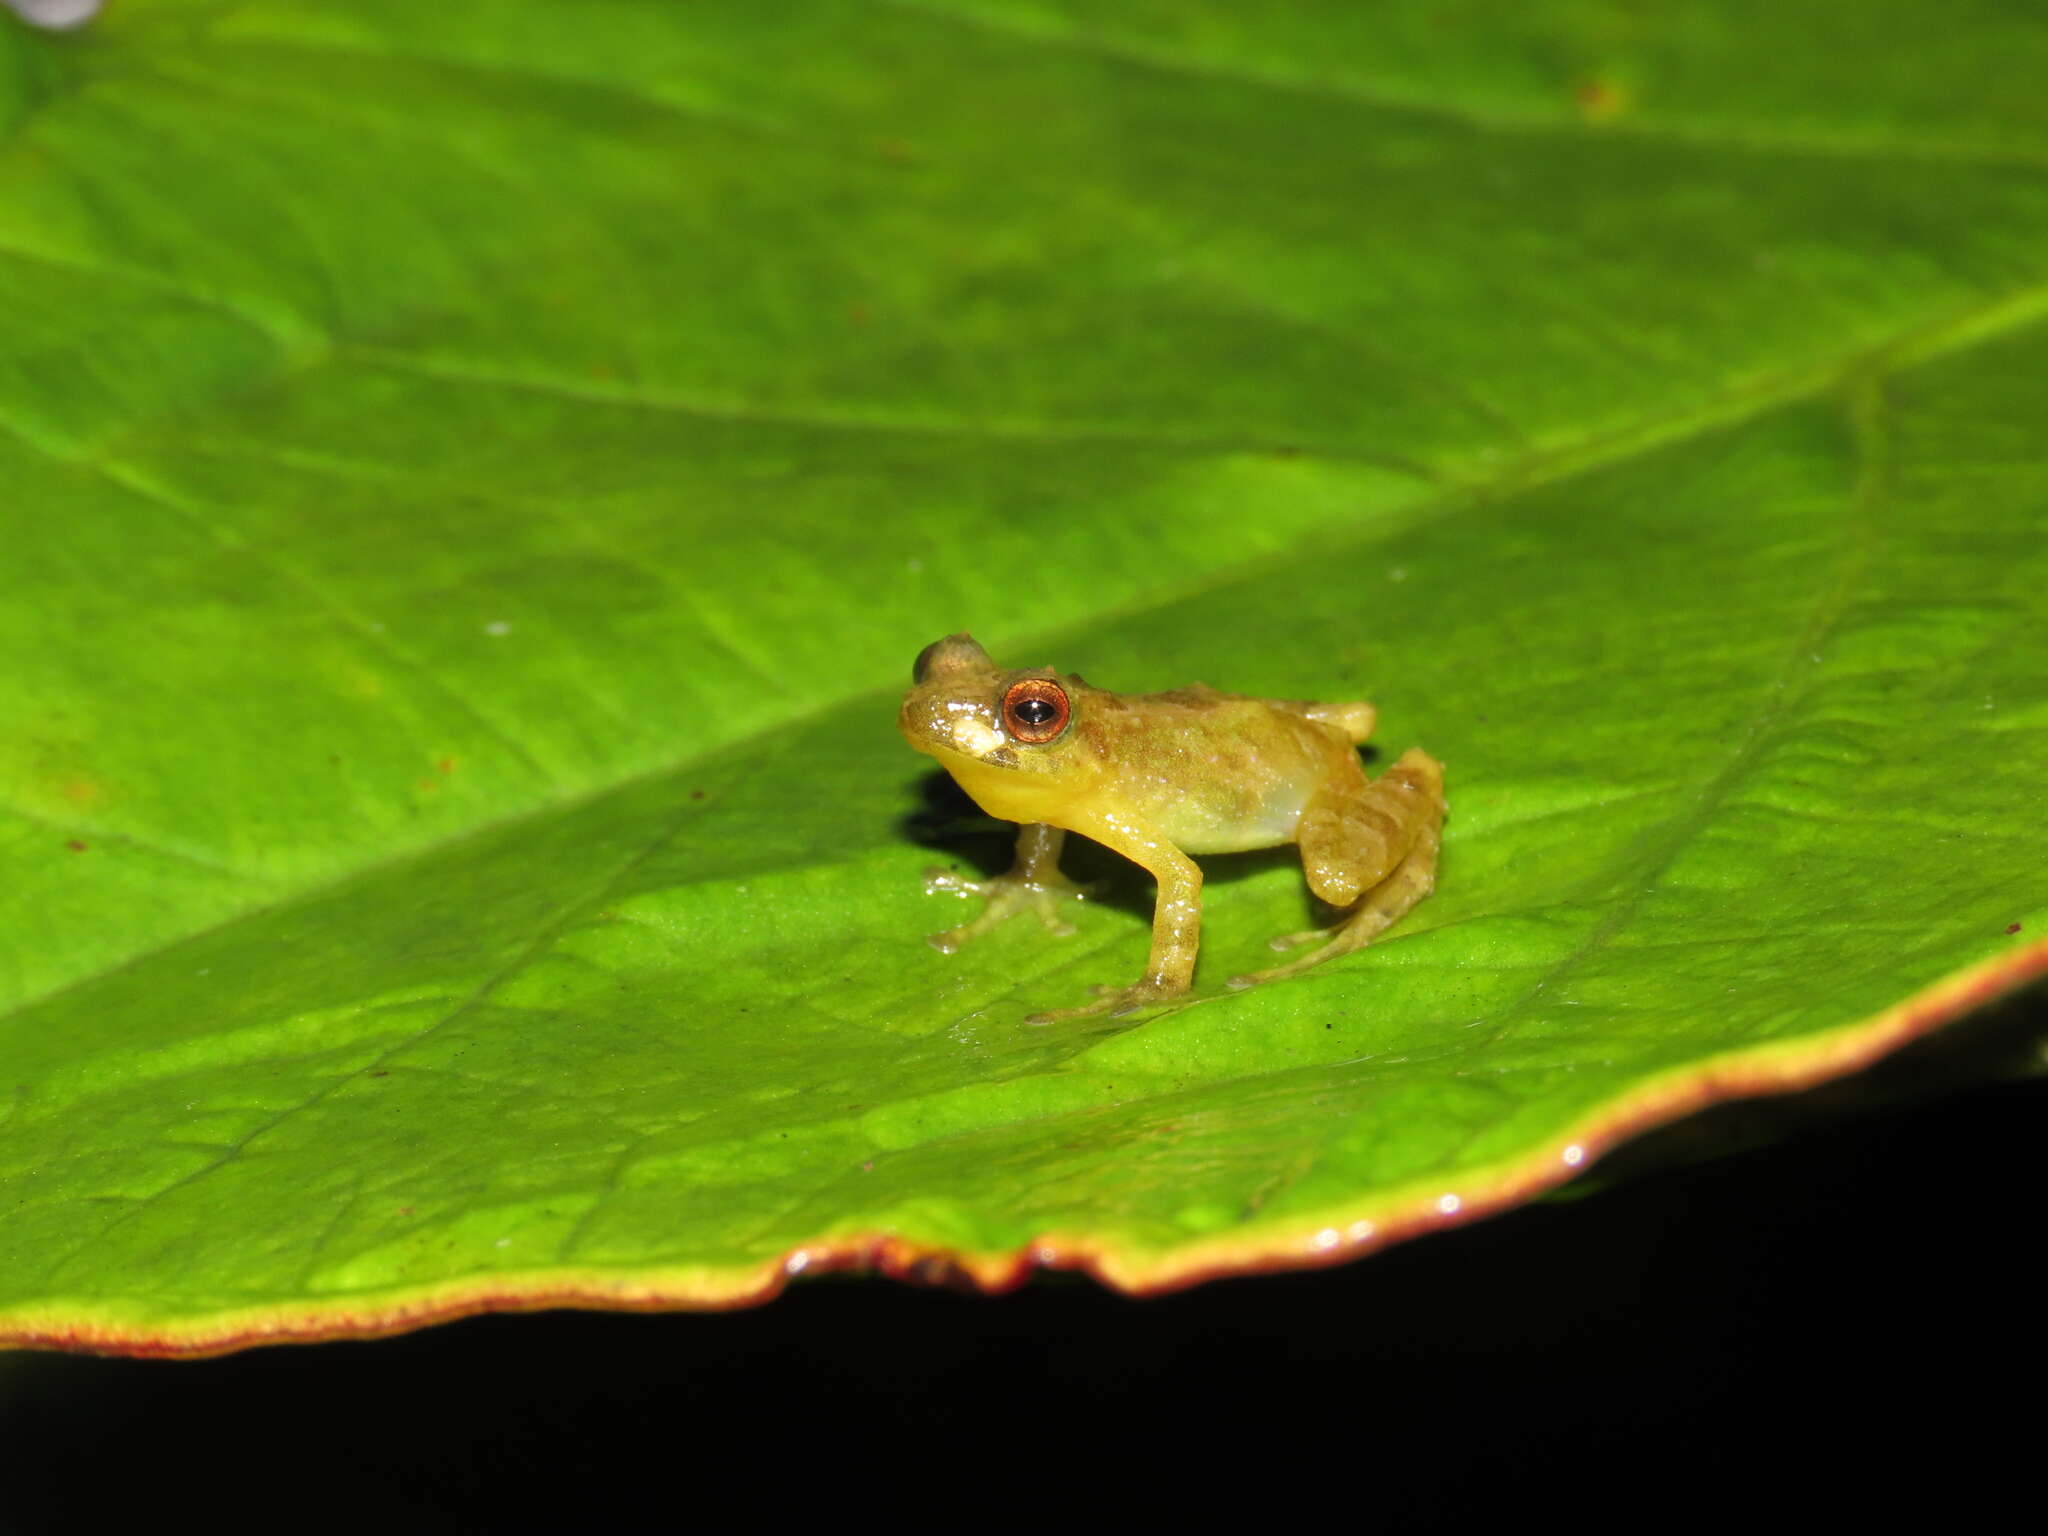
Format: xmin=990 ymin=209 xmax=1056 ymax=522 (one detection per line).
xmin=899 ymin=633 xmax=1089 ymax=792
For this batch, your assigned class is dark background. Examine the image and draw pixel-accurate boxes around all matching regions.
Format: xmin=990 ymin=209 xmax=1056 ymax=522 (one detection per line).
xmin=5 ymin=988 xmax=2039 ymax=1529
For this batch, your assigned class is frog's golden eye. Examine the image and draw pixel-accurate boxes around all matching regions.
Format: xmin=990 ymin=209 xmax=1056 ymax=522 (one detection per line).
xmin=1001 ymin=678 xmax=1070 ymax=743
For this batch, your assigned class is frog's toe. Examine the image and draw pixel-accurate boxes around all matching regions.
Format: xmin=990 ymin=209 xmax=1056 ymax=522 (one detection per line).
xmin=1228 ymin=929 xmax=1332 ymax=984
xmin=1109 ymin=989 xmax=1184 ymax=1018
xmin=920 ymin=864 xmax=1094 ymax=949
xmin=1027 ymin=985 xmax=1117 ymax=1024
xmin=1021 ymin=980 xmax=1157 ymax=1025
xmin=1227 ymin=965 xmax=1304 ymax=988
xmin=1266 ymin=926 xmax=1329 ymax=953
xmin=1231 ymin=938 xmax=1352 ymax=989
xmin=1097 ymin=979 xmax=1189 ymax=1018
xmin=923 ymin=865 xmax=988 ymax=900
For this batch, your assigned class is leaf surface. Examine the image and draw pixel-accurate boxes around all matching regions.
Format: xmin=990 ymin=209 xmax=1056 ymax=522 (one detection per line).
xmin=2 ymin=0 xmax=2044 ymax=1354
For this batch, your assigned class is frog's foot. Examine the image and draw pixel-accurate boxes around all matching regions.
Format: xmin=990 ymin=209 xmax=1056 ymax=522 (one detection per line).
xmin=921 ymin=865 xmax=1099 ymax=954
xmin=1221 ymin=916 xmax=1359 ymax=985
xmin=1024 ymin=978 xmax=1188 ymax=1026
xmin=1227 ymin=829 xmax=1439 ymax=990
xmin=1226 ymin=926 xmax=1375 ymax=989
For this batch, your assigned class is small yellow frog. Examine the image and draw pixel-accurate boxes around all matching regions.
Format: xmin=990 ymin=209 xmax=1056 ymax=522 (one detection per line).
xmin=900 ymin=633 xmax=1446 ymax=1020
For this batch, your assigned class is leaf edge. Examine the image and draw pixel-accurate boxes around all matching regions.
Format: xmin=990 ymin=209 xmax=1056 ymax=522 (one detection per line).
xmin=5 ymin=933 xmax=2041 ymax=1360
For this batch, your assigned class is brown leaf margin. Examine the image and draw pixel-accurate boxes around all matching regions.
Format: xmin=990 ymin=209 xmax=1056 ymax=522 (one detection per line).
xmin=4 ymin=935 xmax=2042 ymax=1359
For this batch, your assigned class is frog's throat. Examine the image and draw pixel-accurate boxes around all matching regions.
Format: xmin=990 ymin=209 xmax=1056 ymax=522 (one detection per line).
xmin=929 ymin=745 xmax=1082 ymax=827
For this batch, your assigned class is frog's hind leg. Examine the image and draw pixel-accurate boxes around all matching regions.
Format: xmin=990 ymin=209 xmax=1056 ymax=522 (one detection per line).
xmin=1229 ymin=748 xmax=1444 ymax=989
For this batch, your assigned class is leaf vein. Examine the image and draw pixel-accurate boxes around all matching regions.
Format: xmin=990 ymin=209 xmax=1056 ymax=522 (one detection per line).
xmin=89 ymin=457 xmax=567 ymax=791
xmin=885 ymin=0 xmax=2048 ymax=172
xmin=0 ymin=802 xmax=259 ymax=881
xmin=347 ymin=346 xmax=1445 ymax=478
xmin=38 ymin=770 xmax=714 ymax=1285
xmin=1467 ymin=375 xmax=1891 ymax=1056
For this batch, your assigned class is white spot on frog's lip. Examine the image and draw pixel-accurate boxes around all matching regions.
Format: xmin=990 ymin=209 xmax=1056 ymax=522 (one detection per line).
xmin=1311 ymin=1227 xmax=1341 ymax=1252
xmin=1436 ymin=1193 xmax=1461 ymax=1215
xmin=785 ymin=1250 xmax=812 ymax=1275
xmin=906 ymin=693 xmax=1013 ymax=763
xmin=1348 ymin=1219 xmax=1375 ymax=1241
xmin=1562 ymin=1144 xmax=1586 ymax=1166
xmin=948 ymin=717 xmax=1006 ymax=757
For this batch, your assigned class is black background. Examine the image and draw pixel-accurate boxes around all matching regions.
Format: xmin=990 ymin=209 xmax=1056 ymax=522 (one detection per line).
xmin=5 ymin=988 xmax=2039 ymax=1529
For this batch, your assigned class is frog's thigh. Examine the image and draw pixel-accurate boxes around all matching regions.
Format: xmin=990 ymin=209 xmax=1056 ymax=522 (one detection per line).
xmin=1298 ymin=748 xmax=1445 ymax=908
xmin=1235 ymin=749 xmax=1444 ymax=986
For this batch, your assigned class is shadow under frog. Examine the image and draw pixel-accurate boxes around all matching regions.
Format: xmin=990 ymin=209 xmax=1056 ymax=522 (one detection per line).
xmin=903 ymin=765 xmax=1303 ymax=927
xmin=899 ymin=633 xmax=1445 ymax=1023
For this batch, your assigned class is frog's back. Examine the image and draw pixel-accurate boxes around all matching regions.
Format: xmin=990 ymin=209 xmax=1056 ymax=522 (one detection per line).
xmin=1143 ymin=684 xmax=1377 ymax=743
xmin=1078 ymin=685 xmax=1368 ymax=855
xmin=1118 ymin=685 xmax=1373 ymax=736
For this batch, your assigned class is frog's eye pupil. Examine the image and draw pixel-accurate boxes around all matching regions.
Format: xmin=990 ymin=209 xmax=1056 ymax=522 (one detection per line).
xmin=1001 ymin=679 xmax=1070 ymax=743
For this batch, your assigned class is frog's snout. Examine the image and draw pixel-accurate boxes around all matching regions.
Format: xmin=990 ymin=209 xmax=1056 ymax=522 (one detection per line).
xmin=898 ymin=691 xmax=936 ymax=754
xmin=900 ymin=685 xmax=1006 ymax=764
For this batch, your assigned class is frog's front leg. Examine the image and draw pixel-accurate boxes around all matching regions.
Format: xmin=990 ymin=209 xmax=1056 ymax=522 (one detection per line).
xmin=922 ymin=822 xmax=1095 ymax=954
xmin=1230 ymin=747 xmax=1446 ymax=989
xmin=1024 ymin=810 xmax=1202 ymax=1023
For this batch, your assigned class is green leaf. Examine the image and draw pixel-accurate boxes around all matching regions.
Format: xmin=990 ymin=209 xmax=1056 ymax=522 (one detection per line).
xmin=2 ymin=0 xmax=2044 ymax=1355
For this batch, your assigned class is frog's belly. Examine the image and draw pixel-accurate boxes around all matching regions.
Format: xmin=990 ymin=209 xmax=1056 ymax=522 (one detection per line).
xmin=1148 ymin=782 xmax=1310 ymax=856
